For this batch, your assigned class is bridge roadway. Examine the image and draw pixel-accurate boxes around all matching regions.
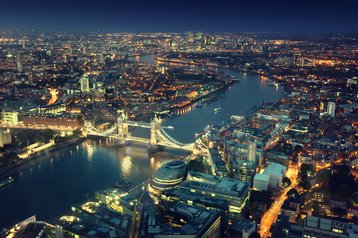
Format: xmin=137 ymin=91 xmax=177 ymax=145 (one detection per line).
xmin=125 ymin=120 xmax=173 ymax=130
xmin=126 ymin=136 xmax=150 ymax=144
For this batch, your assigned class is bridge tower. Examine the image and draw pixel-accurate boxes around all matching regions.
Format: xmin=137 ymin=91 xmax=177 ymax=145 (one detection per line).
xmin=150 ymin=114 xmax=162 ymax=144
xmin=117 ymin=110 xmax=129 ymax=140
xmin=82 ymin=120 xmax=93 ymax=137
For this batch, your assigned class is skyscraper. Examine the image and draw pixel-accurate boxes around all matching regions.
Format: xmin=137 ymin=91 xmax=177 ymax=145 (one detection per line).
xmin=237 ymin=160 xmax=255 ymax=185
xmin=247 ymin=141 xmax=256 ymax=163
xmin=80 ymin=76 xmax=90 ymax=93
xmin=16 ymin=54 xmax=22 ymax=73
xmin=327 ymin=101 xmax=336 ymax=117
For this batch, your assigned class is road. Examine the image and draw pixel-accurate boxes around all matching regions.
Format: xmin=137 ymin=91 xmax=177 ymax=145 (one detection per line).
xmin=259 ymin=162 xmax=299 ymax=238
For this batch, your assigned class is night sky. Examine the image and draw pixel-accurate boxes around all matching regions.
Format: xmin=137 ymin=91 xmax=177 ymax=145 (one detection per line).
xmin=0 ymin=0 xmax=357 ymax=33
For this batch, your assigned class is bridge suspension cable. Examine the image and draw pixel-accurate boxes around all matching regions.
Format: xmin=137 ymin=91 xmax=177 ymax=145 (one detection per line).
xmin=158 ymin=128 xmax=193 ymax=148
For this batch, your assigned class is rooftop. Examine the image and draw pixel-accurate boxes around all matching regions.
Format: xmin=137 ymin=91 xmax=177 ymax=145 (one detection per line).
xmin=183 ymin=171 xmax=249 ymax=197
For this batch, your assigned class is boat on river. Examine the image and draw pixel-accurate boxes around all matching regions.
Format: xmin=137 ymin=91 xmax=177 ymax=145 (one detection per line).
xmin=214 ymin=107 xmax=221 ymax=113
xmin=0 ymin=176 xmax=14 ymax=188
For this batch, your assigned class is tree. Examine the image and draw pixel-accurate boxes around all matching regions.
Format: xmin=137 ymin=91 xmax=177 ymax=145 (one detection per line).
xmin=299 ymin=163 xmax=314 ymax=180
xmin=0 ymin=152 xmax=20 ymax=167
xmin=299 ymin=180 xmax=311 ymax=190
xmin=282 ymin=177 xmax=291 ymax=187
xmin=187 ymin=156 xmax=207 ymax=173
xmin=287 ymin=188 xmax=299 ymax=199
xmin=249 ymin=232 xmax=260 ymax=238
xmin=34 ymin=129 xmax=54 ymax=143
xmin=251 ymin=190 xmax=274 ymax=208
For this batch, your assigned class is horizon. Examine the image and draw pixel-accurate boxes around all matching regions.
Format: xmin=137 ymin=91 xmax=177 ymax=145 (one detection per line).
xmin=1 ymin=0 xmax=358 ymax=33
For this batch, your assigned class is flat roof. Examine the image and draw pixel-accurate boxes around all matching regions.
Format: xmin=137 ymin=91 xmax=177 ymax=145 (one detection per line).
xmin=254 ymin=173 xmax=270 ymax=182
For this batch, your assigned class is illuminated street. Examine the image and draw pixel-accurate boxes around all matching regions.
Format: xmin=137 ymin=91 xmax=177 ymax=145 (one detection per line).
xmin=260 ymin=162 xmax=300 ymax=238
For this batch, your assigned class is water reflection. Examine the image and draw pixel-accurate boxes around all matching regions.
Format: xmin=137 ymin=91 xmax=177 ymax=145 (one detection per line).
xmin=86 ymin=144 xmax=94 ymax=159
xmin=121 ymin=155 xmax=133 ymax=176
xmin=150 ymin=156 xmax=155 ymax=169
xmin=176 ymin=105 xmax=194 ymax=116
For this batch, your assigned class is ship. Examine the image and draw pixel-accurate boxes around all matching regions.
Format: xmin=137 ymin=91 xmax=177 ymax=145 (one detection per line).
xmin=113 ymin=179 xmax=131 ymax=191
xmin=214 ymin=107 xmax=221 ymax=113
xmin=267 ymin=80 xmax=276 ymax=86
xmin=0 ymin=176 xmax=14 ymax=188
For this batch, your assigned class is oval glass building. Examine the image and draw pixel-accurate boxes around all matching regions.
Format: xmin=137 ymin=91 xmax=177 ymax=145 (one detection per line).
xmin=151 ymin=160 xmax=187 ymax=191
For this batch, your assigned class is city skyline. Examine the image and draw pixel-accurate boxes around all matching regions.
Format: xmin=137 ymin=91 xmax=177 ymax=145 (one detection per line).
xmin=1 ymin=0 xmax=358 ymax=33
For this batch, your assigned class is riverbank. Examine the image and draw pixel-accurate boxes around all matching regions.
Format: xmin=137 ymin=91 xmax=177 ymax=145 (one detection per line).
xmin=0 ymin=137 xmax=87 ymax=180
xmin=135 ymin=82 xmax=231 ymax=123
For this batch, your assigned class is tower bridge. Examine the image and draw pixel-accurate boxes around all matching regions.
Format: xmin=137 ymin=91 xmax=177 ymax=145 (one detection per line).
xmin=84 ymin=110 xmax=195 ymax=151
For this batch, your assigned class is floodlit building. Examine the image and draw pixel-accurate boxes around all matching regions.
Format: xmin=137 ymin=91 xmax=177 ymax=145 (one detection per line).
xmin=253 ymin=173 xmax=270 ymax=191
xmin=0 ymin=129 xmax=12 ymax=147
xmin=262 ymin=163 xmax=287 ymax=189
xmin=1 ymin=111 xmax=19 ymax=125
xmin=327 ymin=101 xmax=336 ymax=117
xmin=181 ymin=171 xmax=250 ymax=216
xmin=22 ymin=113 xmax=83 ymax=129
xmin=150 ymin=160 xmax=187 ymax=191
xmin=80 ymin=76 xmax=90 ymax=93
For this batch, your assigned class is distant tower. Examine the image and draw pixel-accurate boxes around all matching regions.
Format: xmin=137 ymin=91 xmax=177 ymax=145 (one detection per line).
xmin=80 ymin=76 xmax=90 ymax=93
xmin=320 ymin=102 xmax=325 ymax=112
xmin=292 ymin=48 xmax=302 ymax=66
xmin=150 ymin=114 xmax=162 ymax=144
xmin=247 ymin=141 xmax=256 ymax=163
xmin=186 ymin=31 xmax=194 ymax=43
xmin=117 ymin=110 xmax=128 ymax=139
xmin=16 ymin=54 xmax=23 ymax=73
xmin=327 ymin=101 xmax=336 ymax=117
xmin=28 ymin=71 xmax=34 ymax=85
xmin=21 ymin=39 xmax=26 ymax=49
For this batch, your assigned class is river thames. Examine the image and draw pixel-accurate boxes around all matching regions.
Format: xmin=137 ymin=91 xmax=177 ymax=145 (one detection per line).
xmin=0 ymin=56 xmax=284 ymax=227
